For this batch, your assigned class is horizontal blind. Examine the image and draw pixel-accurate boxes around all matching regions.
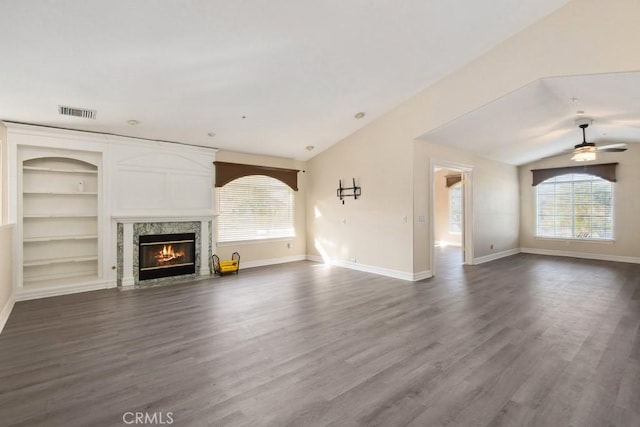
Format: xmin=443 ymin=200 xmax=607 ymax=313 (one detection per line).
xmin=449 ymin=182 xmax=462 ymax=233
xmin=536 ymin=173 xmax=613 ymax=240
xmin=217 ymin=175 xmax=294 ymax=243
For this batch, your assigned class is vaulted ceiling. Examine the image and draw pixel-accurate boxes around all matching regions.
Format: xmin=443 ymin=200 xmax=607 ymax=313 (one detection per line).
xmin=420 ymin=72 xmax=640 ymax=165
xmin=0 ymin=0 xmax=570 ymax=160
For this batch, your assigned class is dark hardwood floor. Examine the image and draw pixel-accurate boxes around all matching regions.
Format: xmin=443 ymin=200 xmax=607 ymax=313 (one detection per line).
xmin=1 ymin=250 xmax=639 ymax=426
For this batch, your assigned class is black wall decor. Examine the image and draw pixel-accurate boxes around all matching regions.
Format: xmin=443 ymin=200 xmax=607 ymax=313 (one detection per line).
xmin=337 ymin=178 xmax=361 ymax=204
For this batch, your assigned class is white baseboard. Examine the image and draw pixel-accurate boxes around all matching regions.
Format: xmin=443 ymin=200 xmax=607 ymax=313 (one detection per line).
xmin=15 ymin=280 xmax=113 ymax=301
xmin=0 ymin=293 xmax=15 ymax=335
xmin=306 ymin=255 xmax=324 ymax=263
xmin=241 ymin=254 xmax=307 ymax=269
xmin=473 ymin=248 xmax=521 ymax=265
xmin=412 ymin=270 xmax=433 ymax=281
xmin=520 ymin=247 xmax=640 ymax=264
xmin=306 ymin=255 xmax=429 ymax=282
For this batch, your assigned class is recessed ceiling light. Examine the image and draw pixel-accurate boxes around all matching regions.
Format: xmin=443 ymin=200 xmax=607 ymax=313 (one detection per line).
xmin=306 ymin=145 xmax=315 ymax=151
xmin=576 ymin=110 xmax=585 ymax=115
xmin=354 ymin=112 xmax=365 ymax=119
xmin=128 ymin=119 xmax=139 ymax=125
xmin=207 ymin=132 xmax=216 ymax=137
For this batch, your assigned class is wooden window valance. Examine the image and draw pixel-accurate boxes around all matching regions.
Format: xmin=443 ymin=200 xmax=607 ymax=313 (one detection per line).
xmin=214 ymin=161 xmax=300 ymax=191
xmin=531 ymin=163 xmax=618 ymax=186
xmin=445 ymin=174 xmax=462 ymax=188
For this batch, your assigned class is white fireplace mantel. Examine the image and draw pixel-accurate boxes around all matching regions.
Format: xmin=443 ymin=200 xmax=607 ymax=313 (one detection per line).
xmin=111 ymin=212 xmax=218 ymax=224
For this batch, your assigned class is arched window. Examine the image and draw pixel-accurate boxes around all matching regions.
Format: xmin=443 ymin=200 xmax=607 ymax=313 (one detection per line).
xmin=217 ymin=175 xmax=294 ymax=243
xmin=536 ymin=173 xmax=613 ymax=240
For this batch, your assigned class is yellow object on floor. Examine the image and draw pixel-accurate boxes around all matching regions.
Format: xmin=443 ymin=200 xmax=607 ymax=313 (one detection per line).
xmin=212 ymin=252 xmax=240 ymax=275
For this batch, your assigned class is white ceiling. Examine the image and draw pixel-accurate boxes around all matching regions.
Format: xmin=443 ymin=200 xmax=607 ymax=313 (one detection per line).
xmin=420 ymin=72 xmax=640 ymax=165
xmin=0 ymin=0 xmax=570 ymax=160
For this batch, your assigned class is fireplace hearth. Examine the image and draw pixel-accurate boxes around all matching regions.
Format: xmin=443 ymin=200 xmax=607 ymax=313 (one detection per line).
xmin=139 ymin=233 xmax=196 ymax=280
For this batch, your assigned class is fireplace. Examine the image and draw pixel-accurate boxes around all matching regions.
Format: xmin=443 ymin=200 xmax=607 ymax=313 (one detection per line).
xmin=139 ymin=233 xmax=196 ymax=280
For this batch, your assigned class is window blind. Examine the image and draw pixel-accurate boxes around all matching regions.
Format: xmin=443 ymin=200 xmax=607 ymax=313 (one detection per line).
xmin=217 ymin=175 xmax=295 ymax=243
xmin=449 ymin=182 xmax=462 ymax=233
xmin=536 ymin=173 xmax=613 ymax=240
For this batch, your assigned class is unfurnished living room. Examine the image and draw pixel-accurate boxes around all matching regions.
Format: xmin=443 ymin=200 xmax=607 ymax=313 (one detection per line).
xmin=1 ymin=1 xmax=639 ymax=426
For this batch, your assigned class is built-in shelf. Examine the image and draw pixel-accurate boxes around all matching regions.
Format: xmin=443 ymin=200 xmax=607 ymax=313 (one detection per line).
xmin=23 ymin=191 xmax=98 ymax=195
xmin=24 ymin=235 xmax=98 ymax=243
xmin=23 ymin=255 xmax=98 ymax=267
xmin=23 ymin=166 xmax=98 ymax=174
xmin=21 ymin=155 xmax=101 ymax=292
xmin=23 ymin=274 xmax=101 ymax=289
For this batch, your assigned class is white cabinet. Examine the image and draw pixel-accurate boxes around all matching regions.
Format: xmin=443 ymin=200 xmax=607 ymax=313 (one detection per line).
xmin=21 ymin=156 xmax=100 ymax=290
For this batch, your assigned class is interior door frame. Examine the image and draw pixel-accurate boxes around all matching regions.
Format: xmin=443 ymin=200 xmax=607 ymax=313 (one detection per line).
xmin=429 ymin=159 xmax=474 ymax=276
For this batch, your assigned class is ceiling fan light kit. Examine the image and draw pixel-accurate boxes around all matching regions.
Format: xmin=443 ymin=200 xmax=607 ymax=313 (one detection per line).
xmin=569 ymin=118 xmax=627 ymax=162
xmin=571 ymin=146 xmax=597 ymax=162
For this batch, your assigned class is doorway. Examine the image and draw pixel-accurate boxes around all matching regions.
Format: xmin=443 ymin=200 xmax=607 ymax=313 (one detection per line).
xmin=430 ymin=160 xmax=473 ymax=277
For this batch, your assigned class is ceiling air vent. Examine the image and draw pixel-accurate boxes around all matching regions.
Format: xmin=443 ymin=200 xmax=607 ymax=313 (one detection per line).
xmin=58 ymin=105 xmax=97 ymax=119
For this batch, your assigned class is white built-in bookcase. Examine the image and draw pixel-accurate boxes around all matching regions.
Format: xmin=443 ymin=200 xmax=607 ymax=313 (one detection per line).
xmin=5 ymin=122 xmax=216 ymax=301
xmin=21 ymin=155 xmax=100 ymax=290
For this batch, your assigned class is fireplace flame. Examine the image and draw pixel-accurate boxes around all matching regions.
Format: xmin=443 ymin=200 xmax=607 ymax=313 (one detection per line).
xmin=155 ymin=244 xmax=184 ymax=264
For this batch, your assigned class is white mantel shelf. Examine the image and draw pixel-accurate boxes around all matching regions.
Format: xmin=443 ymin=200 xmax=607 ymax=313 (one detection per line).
xmin=111 ymin=213 xmax=218 ymax=224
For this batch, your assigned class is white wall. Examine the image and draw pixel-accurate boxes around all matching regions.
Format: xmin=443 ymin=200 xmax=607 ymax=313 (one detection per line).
xmin=0 ymin=224 xmax=14 ymax=334
xmin=519 ymin=145 xmax=640 ymax=261
xmin=306 ymin=122 xmax=415 ymax=277
xmin=414 ymin=142 xmax=520 ymax=271
xmin=308 ymin=0 xmax=640 ymax=278
xmin=1 ymin=123 xmax=7 ymax=224
xmin=214 ymin=150 xmax=307 ymax=267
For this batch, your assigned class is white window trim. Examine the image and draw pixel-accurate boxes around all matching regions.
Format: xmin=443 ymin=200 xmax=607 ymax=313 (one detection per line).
xmin=216 ymin=175 xmax=295 ymax=244
xmin=216 ymin=236 xmax=295 ymax=246
xmin=535 ymin=173 xmax=614 ymax=241
xmin=534 ymin=236 xmax=615 ymax=244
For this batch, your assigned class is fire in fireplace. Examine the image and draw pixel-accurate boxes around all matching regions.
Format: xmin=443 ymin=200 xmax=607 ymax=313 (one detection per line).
xmin=139 ymin=233 xmax=196 ymax=280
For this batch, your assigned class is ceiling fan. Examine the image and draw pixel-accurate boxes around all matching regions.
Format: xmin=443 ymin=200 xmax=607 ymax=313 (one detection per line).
xmin=570 ymin=118 xmax=627 ymax=162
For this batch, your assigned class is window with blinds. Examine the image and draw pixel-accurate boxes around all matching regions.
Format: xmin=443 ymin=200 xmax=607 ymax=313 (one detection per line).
xmin=536 ymin=173 xmax=613 ymax=240
xmin=449 ymin=182 xmax=462 ymax=233
xmin=217 ymin=175 xmax=295 ymax=243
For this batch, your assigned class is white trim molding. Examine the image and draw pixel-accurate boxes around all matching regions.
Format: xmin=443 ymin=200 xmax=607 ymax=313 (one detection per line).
xmin=240 ymin=255 xmax=307 ymax=269
xmin=0 ymin=293 xmax=15 ymax=335
xmin=412 ymin=270 xmax=433 ymax=281
xmin=520 ymin=248 xmax=640 ymax=264
xmin=473 ymin=248 xmax=521 ymax=265
xmin=306 ymin=255 xmax=324 ymax=264
xmin=306 ymin=255 xmax=430 ymax=282
xmin=111 ymin=213 xmax=217 ymax=223
xmin=429 ymin=159 xmax=474 ymax=277
xmin=15 ymin=279 xmax=115 ymax=302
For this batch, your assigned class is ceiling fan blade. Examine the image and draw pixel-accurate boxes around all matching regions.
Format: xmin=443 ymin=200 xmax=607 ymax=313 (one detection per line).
xmin=598 ymin=147 xmax=627 ymax=152
xmin=597 ymin=143 xmax=627 ymax=150
xmin=596 ymin=142 xmax=628 ymax=152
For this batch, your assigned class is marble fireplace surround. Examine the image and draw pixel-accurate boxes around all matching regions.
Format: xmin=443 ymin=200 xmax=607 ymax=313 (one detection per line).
xmin=115 ymin=215 xmax=213 ymax=287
